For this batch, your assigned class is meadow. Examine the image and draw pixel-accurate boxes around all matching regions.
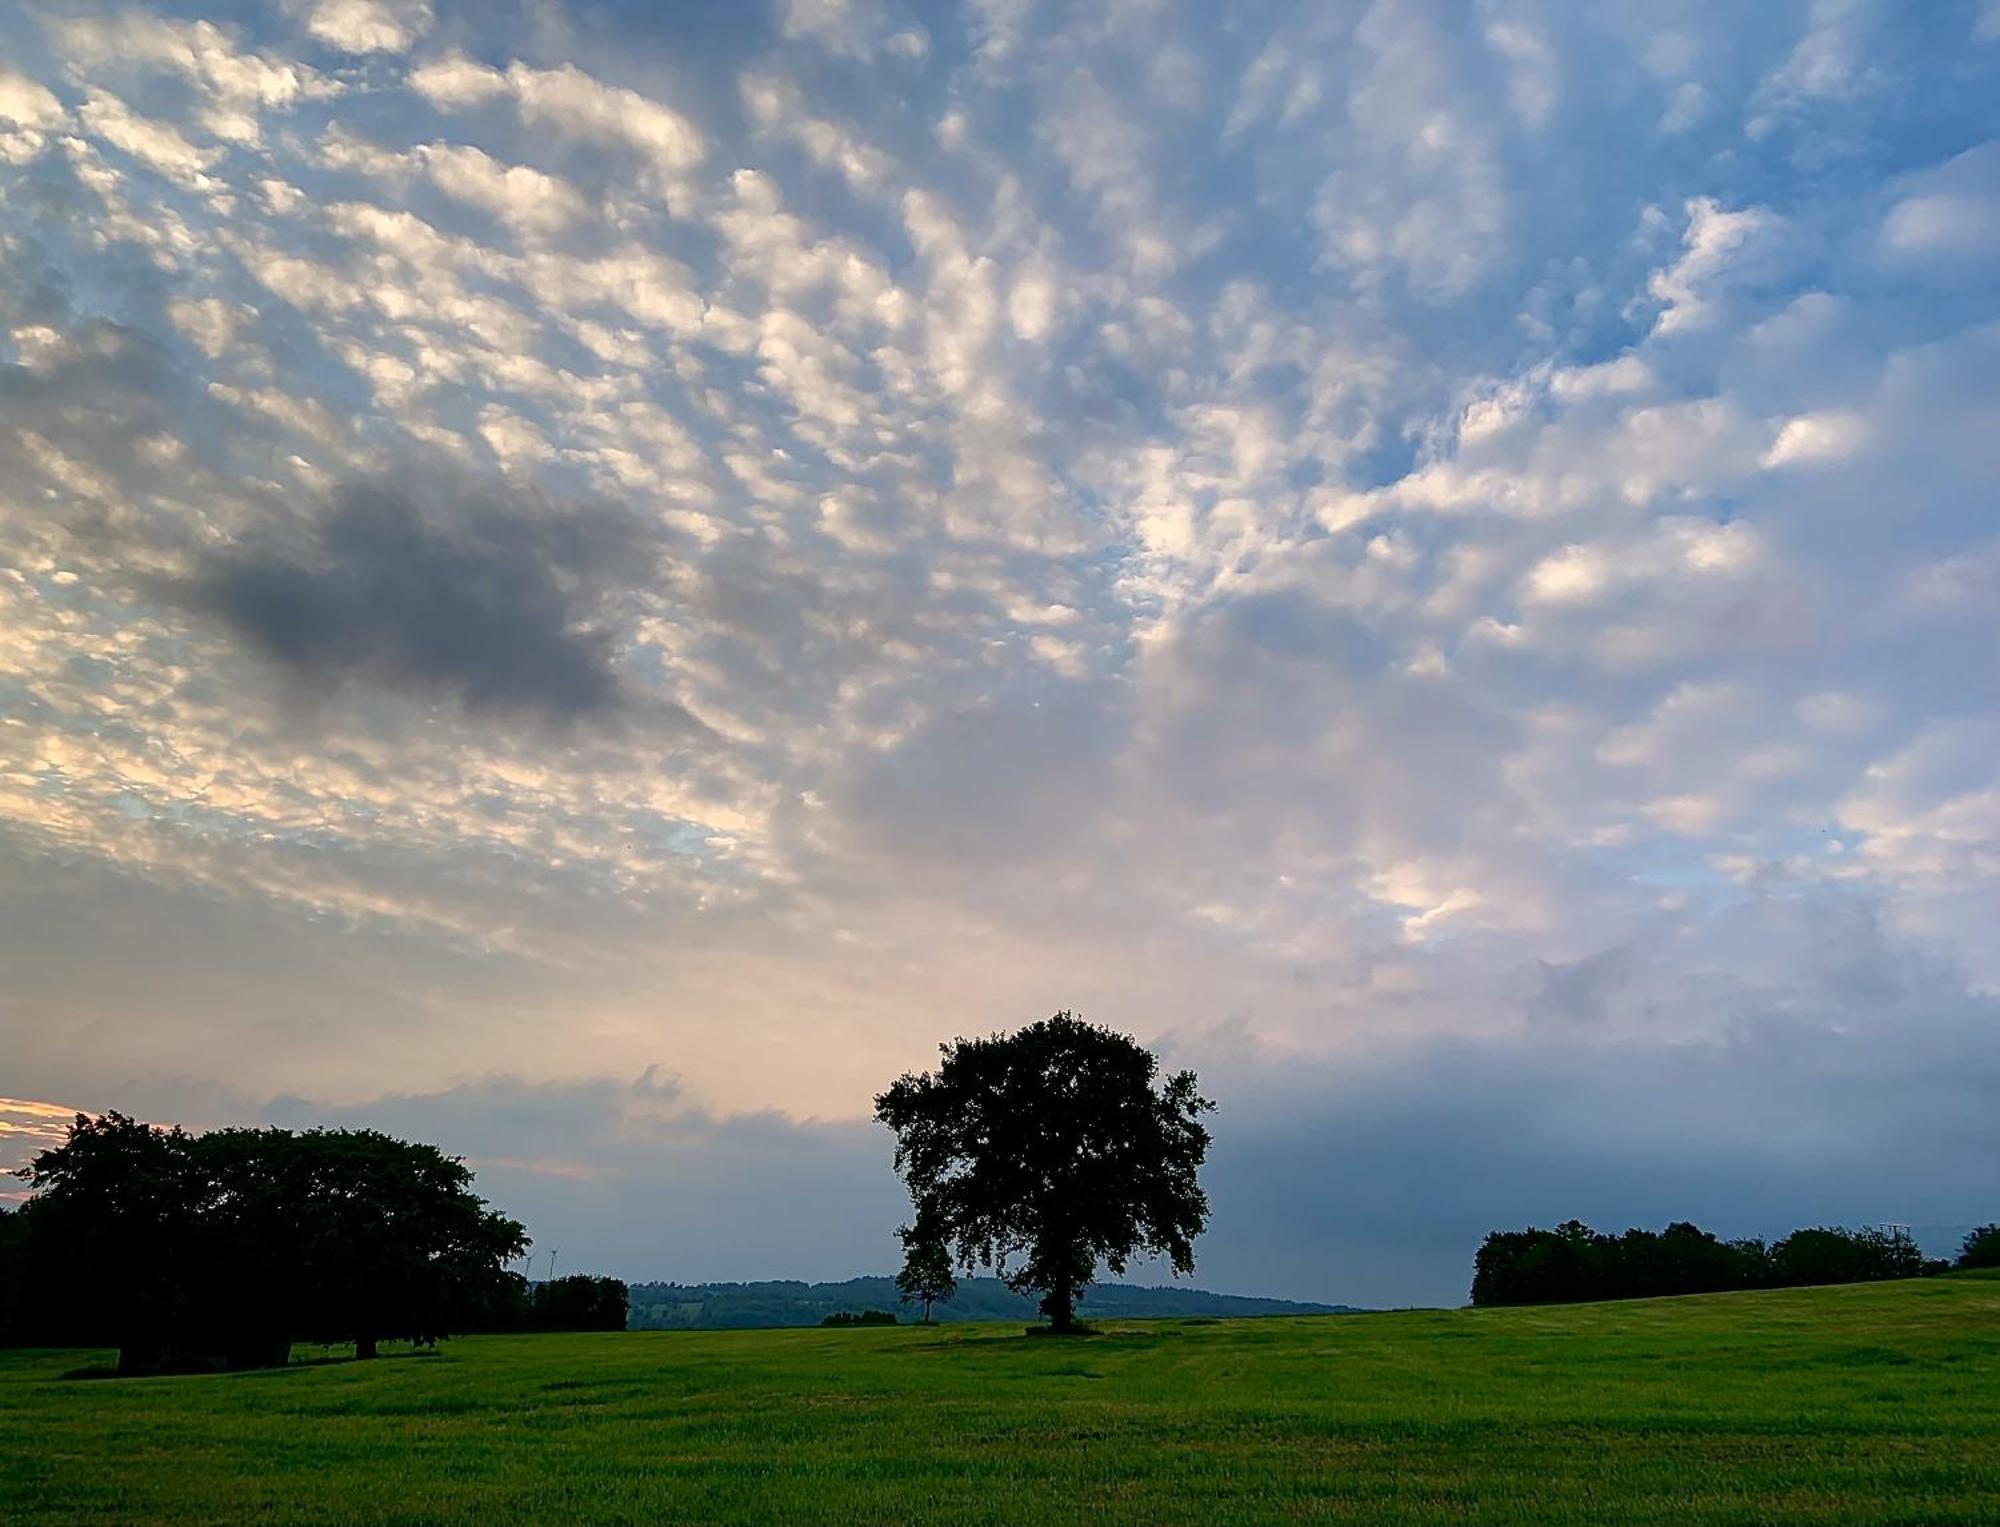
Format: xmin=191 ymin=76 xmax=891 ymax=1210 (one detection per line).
xmin=5 ymin=1273 xmax=1999 ymax=1525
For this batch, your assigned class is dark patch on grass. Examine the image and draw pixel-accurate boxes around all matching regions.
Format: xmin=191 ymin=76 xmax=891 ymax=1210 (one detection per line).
xmin=1814 ymin=1346 xmax=1919 ymax=1367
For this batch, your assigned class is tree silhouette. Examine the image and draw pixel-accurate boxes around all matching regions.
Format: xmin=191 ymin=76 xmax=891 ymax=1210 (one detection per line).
xmin=16 ymin=1114 xmax=525 ymax=1371
xmin=874 ymin=1012 xmax=1213 ymax=1333
xmin=1960 ymin=1225 xmax=2000 ymax=1269
xmin=14 ymin=1113 xmax=214 ymax=1372
xmin=267 ymin=1128 xmax=528 ymax=1358
xmin=894 ymin=1209 xmax=957 ymax=1323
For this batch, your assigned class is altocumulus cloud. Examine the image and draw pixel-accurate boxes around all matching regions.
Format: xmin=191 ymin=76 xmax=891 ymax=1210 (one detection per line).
xmin=0 ymin=0 xmax=1998 ymax=1304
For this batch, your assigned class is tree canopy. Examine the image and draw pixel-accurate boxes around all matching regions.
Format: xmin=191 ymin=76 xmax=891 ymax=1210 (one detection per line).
xmin=1472 ymin=1219 xmax=1928 ymax=1306
xmin=1960 ymin=1225 xmax=2000 ymax=1270
xmin=13 ymin=1112 xmax=527 ymax=1372
xmin=894 ymin=1208 xmax=957 ymax=1324
xmin=874 ymin=1012 xmax=1213 ymax=1333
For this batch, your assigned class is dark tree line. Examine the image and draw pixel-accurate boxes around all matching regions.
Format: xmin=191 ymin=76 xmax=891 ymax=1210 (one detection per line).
xmin=1469 ymin=1219 xmax=1970 ymax=1306
xmin=5 ymin=1113 xmax=528 ymax=1372
xmin=820 ymin=1308 xmax=899 ymax=1327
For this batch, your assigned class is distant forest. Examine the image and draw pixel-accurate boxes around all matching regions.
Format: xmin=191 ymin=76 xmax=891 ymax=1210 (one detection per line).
xmin=1471 ymin=1220 xmax=1999 ymax=1306
xmin=628 ymin=1277 xmax=1358 ymax=1329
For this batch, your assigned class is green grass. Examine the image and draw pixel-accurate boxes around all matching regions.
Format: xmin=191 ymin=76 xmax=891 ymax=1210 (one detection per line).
xmin=6 ymin=1274 xmax=2000 ymax=1524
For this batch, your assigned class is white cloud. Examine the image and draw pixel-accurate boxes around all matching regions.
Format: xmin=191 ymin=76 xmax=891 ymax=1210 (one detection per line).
xmin=0 ymin=69 xmax=65 ymax=129
xmin=0 ymin=68 xmax=66 ymax=162
xmin=779 ymin=0 xmax=882 ymax=56
xmin=1762 ymin=410 xmax=1867 ymax=468
xmin=1648 ymin=197 xmax=1789 ymax=335
xmin=306 ymin=0 xmax=434 ymax=55
xmin=408 ymin=52 xmax=509 ymax=109
xmin=79 ymin=91 xmax=223 ymax=183
xmin=740 ymin=73 xmax=893 ymax=195
xmin=419 ymin=142 xmax=589 ymax=236
xmin=2 ymin=0 xmax=1999 ymax=1293
xmin=50 ymin=13 xmax=328 ymax=147
xmin=506 ymin=62 xmax=704 ymax=179
xmin=410 ymin=56 xmax=703 ymax=194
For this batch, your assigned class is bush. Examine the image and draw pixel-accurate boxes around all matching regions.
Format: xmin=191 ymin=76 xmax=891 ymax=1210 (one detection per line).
xmin=820 ymin=1310 xmax=898 ymax=1327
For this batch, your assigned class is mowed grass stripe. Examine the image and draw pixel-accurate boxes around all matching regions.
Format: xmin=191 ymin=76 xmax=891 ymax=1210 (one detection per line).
xmin=5 ymin=1273 xmax=1999 ymax=1524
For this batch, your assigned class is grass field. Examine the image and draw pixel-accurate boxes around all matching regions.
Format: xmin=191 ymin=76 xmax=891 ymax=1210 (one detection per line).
xmin=5 ymin=1273 xmax=1999 ymax=1525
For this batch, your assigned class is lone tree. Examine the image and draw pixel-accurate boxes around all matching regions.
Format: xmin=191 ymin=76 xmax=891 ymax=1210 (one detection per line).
xmin=894 ymin=1210 xmax=957 ymax=1323
xmin=874 ymin=1012 xmax=1213 ymax=1334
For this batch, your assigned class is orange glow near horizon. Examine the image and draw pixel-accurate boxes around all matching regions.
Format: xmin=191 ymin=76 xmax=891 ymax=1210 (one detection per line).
xmin=0 ymin=1098 xmax=87 ymax=1198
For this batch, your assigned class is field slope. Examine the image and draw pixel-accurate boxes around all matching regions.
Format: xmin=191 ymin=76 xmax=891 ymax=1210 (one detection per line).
xmin=5 ymin=1273 xmax=1999 ymax=1524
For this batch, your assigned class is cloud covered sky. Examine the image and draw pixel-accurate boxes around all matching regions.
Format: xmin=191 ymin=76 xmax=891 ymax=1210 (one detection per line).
xmin=1 ymin=0 xmax=1997 ymax=1306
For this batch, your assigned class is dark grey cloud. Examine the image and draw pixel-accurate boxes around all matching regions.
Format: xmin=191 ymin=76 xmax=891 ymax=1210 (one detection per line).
xmin=187 ymin=481 xmax=656 ymax=721
xmin=1530 ymin=945 xmax=1635 ymax=1025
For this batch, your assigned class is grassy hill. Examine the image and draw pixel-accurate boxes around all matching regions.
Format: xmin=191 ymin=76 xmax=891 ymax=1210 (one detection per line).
xmin=627 ymin=1274 xmax=1360 ymax=1327
xmin=4 ymin=1273 xmax=1998 ymax=1524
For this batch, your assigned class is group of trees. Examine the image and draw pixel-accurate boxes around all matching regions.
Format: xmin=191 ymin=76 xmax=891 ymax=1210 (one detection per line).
xmin=5 ymin=1112 xmax=530 ymax=1372
xmin=1963 ymin=1225 xmax=2000 ymax=1269
xmin=820 ymin=1308 xmax=899 ymax=1327
xmin=875 ymin=1012 xmax=1215 ymax=1333
xmin=509 ymin=1274 xmax=630 ymax=1333
xmin=5 ymin=1013 xmax=1217 ymax=1371
xmin=1471 ymin=1219 xmax=1992 ymax=1306
xmin=15 ymin=1012 xmax=1984 ymax=1370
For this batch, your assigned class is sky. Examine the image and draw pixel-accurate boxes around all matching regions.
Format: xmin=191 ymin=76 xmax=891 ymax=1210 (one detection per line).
xmin=0 ymin=0 xmax=1996 ymax=1309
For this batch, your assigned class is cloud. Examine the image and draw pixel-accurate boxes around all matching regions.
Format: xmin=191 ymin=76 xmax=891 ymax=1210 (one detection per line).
xmin=17 ymin=882 xmax=1992 ymax=1306
xmin=1648 ymin=197 xmax=1793 ymax=335
xmin=256 ymin=1072 xmax=905 ymax=1284
xmin=416 ymin=142 xmax=589 ymax=237
xmin=184 ymin=480 xmax=654 ymax=721
xmin=79 ymin=90 xmax=224 ymax=183
xmin=407 ymin=51 xmax=509 ymax=109
xmin=1879 ymin=143 xmax=2000 ymax=262
xmin=0 ymin=68 xmax=65 ymax=130
xmin=305 ymin=0 xmax=433 ymax=56
xmin=2 ymin=0 xmax=1998 ymax=1303
xmin=412 ymin=56 xmax=704 ymax=196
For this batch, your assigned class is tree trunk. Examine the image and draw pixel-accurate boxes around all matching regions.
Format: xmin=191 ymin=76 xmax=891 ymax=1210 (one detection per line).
xmin=355 ymin=1333 xmax=378 ymax=1360
xmin=1045 ymin=1278 xmax=1076 ymax=1333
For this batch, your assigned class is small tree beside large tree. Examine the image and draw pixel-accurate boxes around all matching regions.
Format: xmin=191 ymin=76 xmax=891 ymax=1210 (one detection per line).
xmin=894 ymin=1209 xmax=958 ymax=1323
xmin=874 ymin=1012 xmax=1213 ymax=1334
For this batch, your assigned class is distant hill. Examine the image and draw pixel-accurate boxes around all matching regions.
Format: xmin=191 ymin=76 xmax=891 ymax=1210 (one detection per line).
xmin=627 ymin=1276 xmax=1361 ymax=1329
